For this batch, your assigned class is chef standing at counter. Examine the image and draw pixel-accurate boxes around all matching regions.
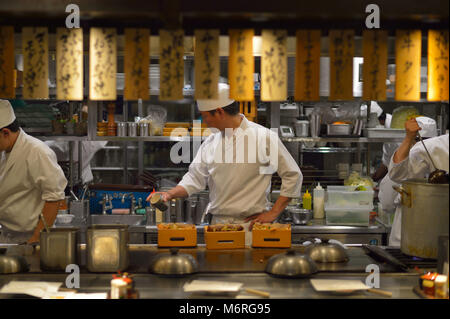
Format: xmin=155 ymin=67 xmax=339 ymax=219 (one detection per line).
xmin=0 ymin=100 xmax=67 ymax=244
xmin=385 ymin=117 xmax=449 ymax=246
xmin=147 ymin=83 xmax=302 ymax=244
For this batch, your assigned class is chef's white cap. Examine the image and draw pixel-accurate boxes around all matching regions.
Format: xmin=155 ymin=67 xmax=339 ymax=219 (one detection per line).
xmin=360 ymin=101 xmax=384 ymax=117
xmin=0 ymin=100 xmax=16 ymax=129
xmin=197 ymin=83 xmax=235 ymax=112
xmin=416 ymin=116 xmax=437 ymax=138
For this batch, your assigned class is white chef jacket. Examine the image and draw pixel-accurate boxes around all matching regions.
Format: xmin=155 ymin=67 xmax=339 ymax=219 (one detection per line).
xmin=0 ymin=129 xmax=67 ymax=233
xmin=178 ymin=115 xmax=303 ymax=219
xmin=45 ymin=140 xmax=108 ymax=184
xmin=387 ymin=134 xmax=449 ymax=246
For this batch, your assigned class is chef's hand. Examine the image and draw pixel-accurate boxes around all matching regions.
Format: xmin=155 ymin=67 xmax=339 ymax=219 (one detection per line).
xmin=405 ymin=118 xmax=421 ymax=141
xmin=146 ymin=191 xmax=172 ymax=202
xmin=245 ymin=210 xmax=279 ymax=231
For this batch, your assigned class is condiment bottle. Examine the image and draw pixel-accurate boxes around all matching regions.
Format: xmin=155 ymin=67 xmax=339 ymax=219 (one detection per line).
xmin=434 ymin=275 xmax=448 ymax=299
xmin=313 ymin=183 xmax=325 ymax=219
xmin=302 ymin=190 xmax=312 ymax=210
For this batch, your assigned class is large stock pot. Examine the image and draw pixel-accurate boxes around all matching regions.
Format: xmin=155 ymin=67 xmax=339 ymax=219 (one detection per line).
xmin=394 ymin=179 xmax=449 ymax=259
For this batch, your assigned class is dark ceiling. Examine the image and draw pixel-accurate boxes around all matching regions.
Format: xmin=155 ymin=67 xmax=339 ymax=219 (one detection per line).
xmin=0 ymin=0 xmax=448 ymax=34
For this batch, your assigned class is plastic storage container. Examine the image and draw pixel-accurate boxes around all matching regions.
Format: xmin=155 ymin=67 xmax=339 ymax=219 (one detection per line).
xmin=326 ymin=186 xmax=374 ymax=207
xmin=325 ymin=204 xmax=373 ymax=226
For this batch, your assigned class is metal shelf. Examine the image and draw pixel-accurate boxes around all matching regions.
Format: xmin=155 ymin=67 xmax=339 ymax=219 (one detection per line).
xmin=281 ymin=137 xmax=405 ymax=143
xmin=93 ymin=136 xmax=207 ymax=142
xmin=35 ymin=136 xmax=88 ymax=142
xmin=301 ymin=147 xmax=367 ymax=153
xmin=91 ymin=167 xmax=188 ymax=171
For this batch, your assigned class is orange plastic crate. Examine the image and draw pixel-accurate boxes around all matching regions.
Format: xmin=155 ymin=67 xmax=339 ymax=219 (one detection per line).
xmin=157 ymin=226 xmax=197 ymax=247
xmin=204 ymin=226 xmax=245 ymax=250
xmin=252 ymin=226 xmax=291 ymax=248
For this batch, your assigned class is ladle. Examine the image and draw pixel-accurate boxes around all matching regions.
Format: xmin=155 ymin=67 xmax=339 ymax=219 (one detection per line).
xmin=417 ymin=132 xmax=449 ymax=184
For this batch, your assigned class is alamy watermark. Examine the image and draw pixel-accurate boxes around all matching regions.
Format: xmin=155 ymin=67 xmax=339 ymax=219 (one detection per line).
xmin=169 ymin=122 xmax=280 ymax=175
xmin=365 ymin=4 xmax=381 ymax=29
xmin=365 ymin=264 xmax=380 ymax=288
xmin=65 ymin=4 xmax=80 ymax=28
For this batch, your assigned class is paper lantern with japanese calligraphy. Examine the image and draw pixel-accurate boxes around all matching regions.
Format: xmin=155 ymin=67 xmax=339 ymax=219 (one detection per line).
xmin=89 ymin=28 xmax=117 ymax=101
xmin=56 ymin=28 xmax=83 ymax=101
xmin=428 ymin=30 xmax=449 ymax=101
xmin=395 ymin=30 xmax=421 ymax=101
xmin=194 ymin=29 xmax=220 ymax=100
xmin=295 ymin=30 xmax=321 ymax=101
xmin=329 ymin=30 xmax=354 ymax=101
xmin=22 ymin=27 xmax=49 ymax=99
xmin=159 ymin=29 xmax=184 ymax=101
xmin=229 ymin=29 xmax=254 ymax=101
xmin=124 ymin=28 xmax=150 ymax=101
xmin=362 ymin=30 xmax=388 ymax=101
xmin=0 ymin=26 xmax=15 ymax=99
xmin=261 ymin=29 xmax=287 ymax=101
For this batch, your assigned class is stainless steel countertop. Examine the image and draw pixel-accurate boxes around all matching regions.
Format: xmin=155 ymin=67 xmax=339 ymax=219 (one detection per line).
xmin=0 ymin=272 xmax=421 ymax=299
xmin=57 ymin=218 xmax=387 ymax=234
xmin=0 ymin=244 xmax=422 ymax=299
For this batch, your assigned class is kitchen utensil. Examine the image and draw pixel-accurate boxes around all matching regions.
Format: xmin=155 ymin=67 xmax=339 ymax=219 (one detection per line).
xmin=327 ymin=123 xmax=352 ymax=136
xmin=362 ymin=245 xmax=409 ymax=272
xmin=286 ymin=208 xmax=312 ymax=225
xmin=393 ymin=179 xmax=449 ymax=258
xmin=139 ymin=122 xmax=149 ymax=137
xmin=149 ymin=248 xmax=198 ymax=276
xmin=86 ymin=225 xmax=129 ymax=272
xmin=265 ymin=249 xmax=318 ymax=278
xmin=127 ymin=122 xmax=137 ymax=137
xmin=305 ymin=239 xmax=349 ymax=263
xmin=117 ymin=122 xmax=127 ymax=136
xmin=150 ymin=193 xmax=168 ymax=212
xmin=437 ymin=235 xmax=449 ymax=275
xmin=294 ymin=119 xmax=309 ymax=137
xmin=39 ymin=227 xmax=78 ymax=271
xmin=0 ymin=255 xmax=29 ymax=274
xmin=183 ymin=280 xmax=269 ymax=298
xmin=40 ymin=213 xmax=50 ymax=233
xmin=55 ymin=214 xmax=75 ymax=224
xmin=310 ymin=279 xmax=393 ymax=297
xmin=417 ymin=132 xmax=449 ymax=184
xmin=310 ymin=114 xmax=321 ymax=137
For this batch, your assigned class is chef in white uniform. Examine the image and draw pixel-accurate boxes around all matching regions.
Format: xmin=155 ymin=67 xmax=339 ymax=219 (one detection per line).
xmin=148 ymin=83 xmax=302 ymax=245
xmin=384 ymin=116 xmax=446 ymax=246
xmin=45 ymin=140 xmax=108 ymax=185
xmin=0 ymin=100 xmax=67 ymax=244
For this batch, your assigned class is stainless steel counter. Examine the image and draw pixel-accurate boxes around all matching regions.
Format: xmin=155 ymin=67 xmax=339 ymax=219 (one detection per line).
xmin=55 ymin=218 xmax=388 ymax=245
xmin=0 ymin=272 xmax=421 ymax=299
xmin=0 ymin=244 xmax=421 ymax=299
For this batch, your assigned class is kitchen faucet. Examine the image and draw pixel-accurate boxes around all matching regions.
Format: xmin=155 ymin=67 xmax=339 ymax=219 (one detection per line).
xmin=100 ymin=194 xmax=113 ymax=215
xmin=121 ymin=193 xmax=136 ymax=214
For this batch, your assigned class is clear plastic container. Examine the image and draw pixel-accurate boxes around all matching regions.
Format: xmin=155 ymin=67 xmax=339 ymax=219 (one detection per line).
xmin=326 ymin=186 xmax=374 ymax=207
xmin=325 ymin=204 xmax=373 ymax=226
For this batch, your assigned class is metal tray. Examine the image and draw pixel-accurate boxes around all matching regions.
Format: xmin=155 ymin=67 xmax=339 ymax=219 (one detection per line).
xmin=364 ymin=128 xmax=406 ymax=138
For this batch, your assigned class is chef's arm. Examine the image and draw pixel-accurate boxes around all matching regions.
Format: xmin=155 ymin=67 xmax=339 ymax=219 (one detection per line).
xmin=393 ymin=118 xmax=420 ymax=164
xmin=27 ymin=200 xmax=63 ymax=244
xmin=165 ymin=185 xmax=189 ymax=201
xmin=269 ymin=195 xmax=292 ymax=218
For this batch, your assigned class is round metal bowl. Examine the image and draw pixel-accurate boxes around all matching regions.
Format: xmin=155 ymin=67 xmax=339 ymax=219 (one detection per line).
xmin=265 ymin=249 xmax=318 ymax=278
xmin=305 ymin=240 xmax=349 ymax=263
xmin=149 ymin=248 xmax=198 ymax=276
xmin=287 ymin=208 xmax=312 ymax=225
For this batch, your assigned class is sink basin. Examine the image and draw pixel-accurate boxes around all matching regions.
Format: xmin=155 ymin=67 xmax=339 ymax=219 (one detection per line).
xmin=88 ymin=214 xmax=145 ymax=226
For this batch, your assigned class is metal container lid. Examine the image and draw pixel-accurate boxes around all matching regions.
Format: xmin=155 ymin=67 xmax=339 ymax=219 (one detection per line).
xmin=265 ymin=249 xmax=318 ymax=278
xmin=0 ymin=255 xmax=29 ymax=274
xmin=305 ymin=239 xmax=349 ymax=263
xmin=149 ymin=248 xmax=198 ymax=276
